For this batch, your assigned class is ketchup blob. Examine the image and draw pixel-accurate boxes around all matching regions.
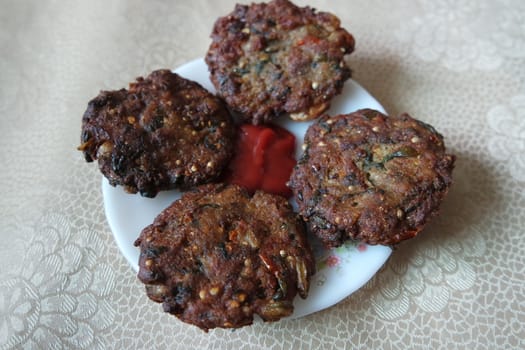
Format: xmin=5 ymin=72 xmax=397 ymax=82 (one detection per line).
xmin=224 ymin=124 xmax=296 ymax=198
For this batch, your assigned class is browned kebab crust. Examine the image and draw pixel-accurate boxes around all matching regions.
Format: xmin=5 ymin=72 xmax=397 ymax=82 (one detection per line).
xmin=78 ymin=69 xmax=236 ymax=197
xmin=134 ymin=183 xmax=315 ymax=331
xmin=205 ymin=0 xmax=355 ymax=124
xmin=288 ymin=109 xmax=455 ymax=248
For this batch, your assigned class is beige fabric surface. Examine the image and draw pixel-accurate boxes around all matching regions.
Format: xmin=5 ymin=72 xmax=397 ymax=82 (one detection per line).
xmin=1 ymin=0 xmax=524 ymax=348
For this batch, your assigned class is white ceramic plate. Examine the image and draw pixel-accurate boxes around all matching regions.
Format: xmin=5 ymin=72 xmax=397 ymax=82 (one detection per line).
xmin=103 ymin=58 xmax=392 ymax=319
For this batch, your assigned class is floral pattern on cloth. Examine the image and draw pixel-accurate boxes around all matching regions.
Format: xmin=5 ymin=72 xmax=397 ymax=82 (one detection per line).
xmin=396 ymin=0 xmax=525 ymax=71
xmin=486 ymin=95 xmax=525 ymax=182
xmin=367 ymin=229 xmax=484 ymax=320
xmin=0 ymin=213 xmax=116 ymax=350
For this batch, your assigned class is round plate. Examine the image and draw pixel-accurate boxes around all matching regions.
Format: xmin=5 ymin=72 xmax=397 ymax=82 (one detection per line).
xmin=102 ymin=58 xmax=392 ymax=319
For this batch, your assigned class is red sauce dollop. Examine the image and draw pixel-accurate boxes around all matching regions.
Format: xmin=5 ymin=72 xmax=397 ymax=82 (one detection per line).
xmin=225 ymin=124 xmax=296 ymax=197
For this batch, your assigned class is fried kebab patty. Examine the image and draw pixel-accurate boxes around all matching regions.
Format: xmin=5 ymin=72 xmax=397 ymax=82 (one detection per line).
xmin=205 ymin=0 xmax=355 ymax=124
xmin=289 ymin=109 xmax=455 ymax=247
xmin=78 ymin=69 xmax=236 ymax=197
xmin=134 ymin=183 xmax=315 ymax=331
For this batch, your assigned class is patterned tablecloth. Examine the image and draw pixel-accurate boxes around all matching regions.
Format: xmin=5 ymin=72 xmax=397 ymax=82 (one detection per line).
xmin=1 ymin=0 xmax=524 ymax=348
